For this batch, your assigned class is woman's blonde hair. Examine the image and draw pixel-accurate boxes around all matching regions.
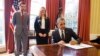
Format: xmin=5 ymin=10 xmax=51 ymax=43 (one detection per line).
xmin=39 ymin=7 xmax=47 ymax=18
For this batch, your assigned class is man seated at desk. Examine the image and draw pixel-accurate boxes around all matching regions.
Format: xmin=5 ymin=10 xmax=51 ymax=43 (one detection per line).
xmin=52 ymin=17 xmax=81 ymax=45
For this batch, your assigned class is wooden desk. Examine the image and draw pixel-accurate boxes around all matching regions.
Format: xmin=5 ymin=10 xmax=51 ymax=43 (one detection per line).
xmin=30 ymin=44 xmax=98 ymax=56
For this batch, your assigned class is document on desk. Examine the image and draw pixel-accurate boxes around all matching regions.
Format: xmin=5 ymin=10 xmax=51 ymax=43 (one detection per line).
xmin=64 ymin=43 xmax=93 ymax=49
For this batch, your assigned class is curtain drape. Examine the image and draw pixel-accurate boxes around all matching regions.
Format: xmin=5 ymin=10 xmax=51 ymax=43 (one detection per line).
xmin=5 ymin=0 xmax=14 ymax=53
xmin=78 ymin=0 xmax=90 ymax=41
xmin=59 ymin=0 xmax=65 ymax=16
xmin=46 ymin=0 xmax=65 ymax=29
xmin=46 ymin=0 xmax=59 ymax=29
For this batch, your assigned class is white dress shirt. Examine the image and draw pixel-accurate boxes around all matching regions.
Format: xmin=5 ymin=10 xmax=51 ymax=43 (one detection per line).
xmin=58 ymin=29 xmax=65 ymax=39
xmin=41 ymin=17 xmax=45 ymax=29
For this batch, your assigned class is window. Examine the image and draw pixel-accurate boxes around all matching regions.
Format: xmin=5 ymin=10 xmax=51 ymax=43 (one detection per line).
xmin=65 ymin=0 xmax=79 ymax=33
xmin=30 ymin=0 xmax=46 ymax=30
xmin=0 ymin=0 xmax=5 ymax=47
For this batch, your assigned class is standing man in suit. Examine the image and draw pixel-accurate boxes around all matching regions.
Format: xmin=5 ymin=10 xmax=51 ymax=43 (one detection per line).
xmin=52 ymin=17 xmax=80 ymax=45
xmin=12 ymin=1 xmax=29 ymax=56
xmin=34 ymin=7 xmax=50 ymax=45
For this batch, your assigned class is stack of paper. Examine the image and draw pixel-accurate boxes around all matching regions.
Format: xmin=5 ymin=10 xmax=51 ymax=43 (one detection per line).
xmin=64 ymin=43 xmax=93 ymax=49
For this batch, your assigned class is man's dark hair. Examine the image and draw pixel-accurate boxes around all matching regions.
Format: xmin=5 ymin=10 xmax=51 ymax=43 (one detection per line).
xmin=19 ymin=1 xmax=26 ymax=6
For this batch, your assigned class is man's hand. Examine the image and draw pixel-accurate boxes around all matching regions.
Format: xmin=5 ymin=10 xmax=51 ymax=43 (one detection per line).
xmin=57 ymin=40 xmax=65 ymax=47
xmin=58 ymin=40 xmax=65 ymax=45
xmin=69 ymin=40 xmax=78 ymax=45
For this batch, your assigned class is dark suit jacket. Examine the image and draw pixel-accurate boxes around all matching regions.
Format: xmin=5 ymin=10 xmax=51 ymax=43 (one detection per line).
xmin=34 ymin=16 xmax=50 ymax=37
xmin=52 ymin=28 xmax=80 ymax=43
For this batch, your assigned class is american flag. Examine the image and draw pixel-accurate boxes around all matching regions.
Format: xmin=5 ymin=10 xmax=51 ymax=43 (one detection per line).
xmin=9 ymin=0 xmax=20 ymax=31
xmin=7 ymin=0 xmax=20 ymax=52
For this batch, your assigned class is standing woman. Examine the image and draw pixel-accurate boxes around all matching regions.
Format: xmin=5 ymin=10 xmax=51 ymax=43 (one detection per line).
xmin=34 ymin=7 xmax=50 ymax=45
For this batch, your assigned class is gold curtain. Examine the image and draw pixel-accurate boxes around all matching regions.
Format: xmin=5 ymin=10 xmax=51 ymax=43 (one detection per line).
xmin=90 ymin=0 xmax=100 ymax=34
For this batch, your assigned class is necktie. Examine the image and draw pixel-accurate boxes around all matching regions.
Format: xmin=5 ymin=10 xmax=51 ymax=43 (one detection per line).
xmin=61 ymin=30 xmax=64 ymax=40
xmin=21 ymin=12 xmax=24 ymax=25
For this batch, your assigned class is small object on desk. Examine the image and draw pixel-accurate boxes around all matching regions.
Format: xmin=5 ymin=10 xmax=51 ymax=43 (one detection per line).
xmin=90 ymin=36 xmax=100 ymax=44
xmin=69 ymin=40 xmax=78 ymax=45
xmin=63 ymin=43 xmax=93 ymax=49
